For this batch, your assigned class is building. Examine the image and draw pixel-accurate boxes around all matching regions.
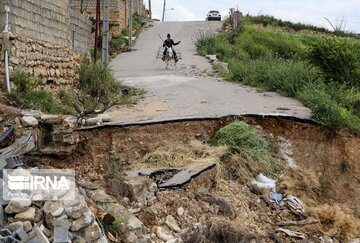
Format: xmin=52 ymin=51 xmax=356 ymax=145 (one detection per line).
xmin=0 ymin=0 xmax=92 ymax=86
xmin=70 ymin=0 xmax=148 ymax=36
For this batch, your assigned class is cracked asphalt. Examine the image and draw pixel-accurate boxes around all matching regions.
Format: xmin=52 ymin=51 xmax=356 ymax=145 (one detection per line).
xmin=108 ymin=21 xmax=311 ymax=123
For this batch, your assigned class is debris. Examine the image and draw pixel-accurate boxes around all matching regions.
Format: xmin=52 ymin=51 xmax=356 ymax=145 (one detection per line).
xmin=54 ymin=226 xmax=69 ymax=243
xmin=14 ymin=207 xmax=36 ymax=222
xmin=155 ymin=226 xmax=174 ymax=241
xmin=177 ymin=207 xmax=184 ymax=217
xmin=21 ymin=116 xmax=39 ymax=127
xmin=275 ymin=228 xmax=307 ymax=239
xmin=0 ymin=126 xmax=15 ymax=147
xmin=13 ymin=227 xmax=28 ymax=241
xmin=269 ymin=192 xmax=285 ymax=208
xmin=276 ymin=218 xmax=318 ymax=227
xmin=4 ymin=155 xmax=24 ymax=169
xmin=251 ymin=174 xmax=276 ymax=191
xmin=195 ymin=193 xmax=236 ymax=219
xmin=159 ymin=162 xmax=216 ymax=189
xmin=85 ymin=117 xmax=103 ymax=126
xmin=165 ymin=215 xmax=181 ymax=233
xmin=5 ymin=197 xmax=31 ymax=214
xmin=285 ymin=195 xmax=306 ymax=217
xmin=0 ymin=134 xmax=35 ymax=159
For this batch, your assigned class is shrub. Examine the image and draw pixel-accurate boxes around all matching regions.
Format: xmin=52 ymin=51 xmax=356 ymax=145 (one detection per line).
xmin=308 ymin=37 xmax=360 ymax=87
xmin=212 ymin=121 xmax=272 ymax=160
xmin=10 ymin=70 xmax=74 ymax=114
xmin=298 ymin=84 xmax=360 ymax=130
xmin=229 ymin=58 xmax=321 ymax=96
xmin=75 ymin=61 xmax=122 ymax=116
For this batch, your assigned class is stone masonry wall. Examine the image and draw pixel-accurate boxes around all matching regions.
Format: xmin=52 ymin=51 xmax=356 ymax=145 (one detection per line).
xmin=0 ymin=0 xmax=92 ymax=86
xmin=70 ymin=0 xmax=147 ymax=36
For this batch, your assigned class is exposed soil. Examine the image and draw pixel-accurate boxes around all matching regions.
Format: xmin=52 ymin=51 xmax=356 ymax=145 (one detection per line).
xmin=30 ymin=116 xmax=360 ymax=242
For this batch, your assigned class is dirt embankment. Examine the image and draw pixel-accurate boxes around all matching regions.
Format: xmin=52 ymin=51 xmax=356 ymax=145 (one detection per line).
xmin=32 ymin=116 xmax=360 ymax=241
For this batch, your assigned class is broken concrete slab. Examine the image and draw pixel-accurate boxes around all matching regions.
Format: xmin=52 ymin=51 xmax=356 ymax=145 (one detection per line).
xmin=53 ymin=226 xmax=69 ymax=243
xmin=159 ymin=163 xmax=216 ymax=189
xmin=0 ymin=134 xmax=35 ymax=159
xmin=13 ymin=227 xmax=28 ymax=241
xmin=4 ymin=155 xmax=24 ymax=169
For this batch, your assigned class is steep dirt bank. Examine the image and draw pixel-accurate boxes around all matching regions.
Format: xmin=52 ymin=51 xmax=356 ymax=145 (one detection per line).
xmin=31 ymin=116 xmax=360 ymax=242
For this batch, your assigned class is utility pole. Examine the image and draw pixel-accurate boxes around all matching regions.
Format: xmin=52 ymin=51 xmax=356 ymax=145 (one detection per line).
xmin=94 ymin=0 xmax=100 ymax=60
xmin=102 ymin=0 xmax=109 ymax=66
xmin=80 ymin=0 xmax=84 ymax=13
xmin=128 ymin=0 xmax=133 ymax=46
xmin=148 ymin=0 xmax=152 ymax=19
xmin=162 ymin=0 xmax=166 ymax=22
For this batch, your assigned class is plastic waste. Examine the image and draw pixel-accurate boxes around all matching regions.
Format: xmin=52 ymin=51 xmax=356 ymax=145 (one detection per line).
xmin=251 ymin=173 xmax=276 ymax=191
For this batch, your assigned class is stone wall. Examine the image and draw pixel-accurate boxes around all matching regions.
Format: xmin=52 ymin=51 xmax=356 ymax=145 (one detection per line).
xmin=0 ymin=0 xmax=92 ymax=86
xmin=70 ymin=0 xmax=147 ymax=36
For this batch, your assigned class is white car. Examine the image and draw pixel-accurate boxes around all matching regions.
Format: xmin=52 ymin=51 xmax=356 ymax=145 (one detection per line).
xmin=206 ymin=10 xmax=221 ymax=21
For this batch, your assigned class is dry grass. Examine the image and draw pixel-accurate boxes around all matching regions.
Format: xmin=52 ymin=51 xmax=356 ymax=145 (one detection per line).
xmin=308 ymin=204 xmax=360 ymax=241
xmin=133 ymin=140 xmax=229 ymax=169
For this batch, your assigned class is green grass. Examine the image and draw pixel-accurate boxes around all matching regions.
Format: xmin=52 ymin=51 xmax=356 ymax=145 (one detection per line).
xmin=9 ymin=66 xmax=143 ymax=116
xmin=212 ymin=121 xmax=283 ymax=175
xmin=197 ymin=17 xmax=360 ymax=132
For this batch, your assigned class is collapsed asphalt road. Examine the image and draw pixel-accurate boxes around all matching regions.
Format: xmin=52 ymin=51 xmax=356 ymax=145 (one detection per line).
xmin=109 ymin=21 xmax=311 ymax=123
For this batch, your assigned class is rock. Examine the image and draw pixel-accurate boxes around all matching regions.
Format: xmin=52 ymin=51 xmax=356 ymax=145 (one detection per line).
xmin=7 ymin=221 xmax=23 ymax=231
xmin=47 ymin=214 xmax=70 ymax=230
xmin=21 ymin=116 xmax=39 ymax=127
xmin=15 ymin=117 xmax=21 ymax=125
xmin=34 ymin=226 xmax=50 ymax=243
xmin=90 ymin=190 xmax=115 ymax=203
xmin=77 ymin=180 xmax=99 ymax=190
xmin=5 ymin=197 xmax=31 ymax=214
xmin=85 ymin=117 xmax=102 ymax=126
xmin=166 ymin=239 xmax=179 ymax=243
xmin=84 ymin=222 xmax=102 ymax=241
xmin=23 ymin=221 xmax=32 ymax=232
xmin=43 ymin=201 xmax=62 ymax=215
xmin=0 ymin=117 xmax=2 ymax=122
xmin=70 ymin=211 xmax=94 ymax=232
xmin=165 ymin=215 xmax=181 ymax=233
xmin=14 ymin=207 xmax=35 ymax=222
xmin=34 ymin=207 xmax=44 ymax=223
xmin=155 ymin=226 xmax=174 ymax=241
xmin=127 ymin=215 xmax=144 ymax=232
xmin=148 ymin=182 xmax=158 ymax=193
xmin=107 ymin=232 xmax=116 ymax=242
xmin=205 ymin=54 xmax=218 ymax=62
xmin=64 ymin=203 xmax=89 ymax=220
xmin=97 ymin=114 xmax=112 ymax=122
xmin=108 ymin=176 xmax=154 ymax=202
xmin=51 ymin=207 xmax=64 ymax=217
xmin=177 ymin=207 xmax=185 ymax=217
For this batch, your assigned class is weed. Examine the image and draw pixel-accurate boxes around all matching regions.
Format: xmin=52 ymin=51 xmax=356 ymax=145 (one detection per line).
xmin=103 ymin=218 xmax=128 ymax=240
xmin=211 ymin=121 xmax=283 ymax=178
xmin=338 ymin=160 xmax=350 ymax=173
xmin=103 ymin=149 xmax=123 ymax=178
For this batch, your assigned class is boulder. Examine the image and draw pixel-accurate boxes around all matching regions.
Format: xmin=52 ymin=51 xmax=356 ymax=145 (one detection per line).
xmin=21 ymin=116 xmax=39 ymax=127
xmin=165 ymin=215 xmax=181 ymax=233
xmin=14 ymin=207 xmax=35 ymax=222
xmin=5 ymin=197 xmax=31 ymax=214
xmin=83 ymin=222 xmax=102 ymax=242
xmin=70 ymin=211 xmax=94 ymax=232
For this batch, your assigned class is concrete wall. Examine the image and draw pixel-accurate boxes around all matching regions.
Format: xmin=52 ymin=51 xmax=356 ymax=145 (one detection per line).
xmin=0 ymin=1 xmax=92 ymax=86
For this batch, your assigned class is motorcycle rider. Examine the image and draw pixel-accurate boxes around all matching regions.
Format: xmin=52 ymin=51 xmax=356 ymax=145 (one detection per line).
xmin=162 ymin=33 xmax=181 ymax=62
